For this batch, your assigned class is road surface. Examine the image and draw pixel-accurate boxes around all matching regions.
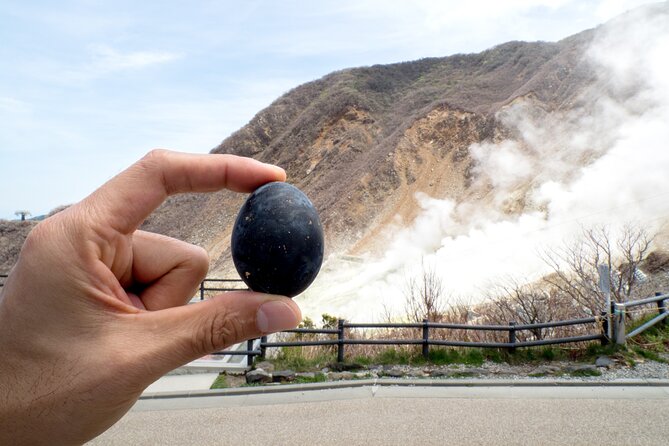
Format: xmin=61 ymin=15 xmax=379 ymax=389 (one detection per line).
xmin=90 ymin=383 xmax=669 ymax=445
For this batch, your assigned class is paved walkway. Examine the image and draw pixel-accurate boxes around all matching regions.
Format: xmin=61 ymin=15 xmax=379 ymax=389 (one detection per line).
xmin=93 ymin=383 xmax=669 ymax=445
xmin=143 ymin=373 xmax=220 ymax=394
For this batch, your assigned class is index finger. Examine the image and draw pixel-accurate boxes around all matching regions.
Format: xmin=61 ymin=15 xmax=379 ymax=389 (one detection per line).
xmin=83 ymin=149 xmax=286 ymax=234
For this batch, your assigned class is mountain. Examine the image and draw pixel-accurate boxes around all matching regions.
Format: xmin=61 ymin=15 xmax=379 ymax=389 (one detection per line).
xmin=142 ymin=22 xmax=599 ymax=273
xmin=3 ymin=3 xmax=668 ymax=291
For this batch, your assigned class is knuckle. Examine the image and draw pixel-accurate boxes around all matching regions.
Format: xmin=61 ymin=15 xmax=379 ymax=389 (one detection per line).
xmin=143 ymin=148 xmax=169 ymax=163
xmin=196 ymin=309 xmax=248 ymax=354
xmin=138 ymin=149 xmax=172 ymax=193
xmin=139 ymin=149 xmax=169 ymax=175
xmin=190 ymin=246 xmax=210 ymax=279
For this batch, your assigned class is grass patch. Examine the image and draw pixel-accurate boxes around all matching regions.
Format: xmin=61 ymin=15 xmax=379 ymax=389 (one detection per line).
xmin=259 ymin=331 xmax=668 ymax=373
xmin=367 ymin=347 xmax=486 ymax=366
xmin=463 ymin=349 xmax=484 ymax=366
xmin=352 ymin=355 xmax=373 ymax=366
xmin=632 ymin=346 xmax=667 ymax=363
xmin=580 ymin=320 xmax=669 ymax=366
xmin=485 ymin=349 xmax=505 ymax=363
xmin=428 ymin=348 xmax=461 ymax=365
xmin=210 ymin=374 xmax=228 ymax=389
xmin=270 ymin=348 xmax=333 ymax=372
xmin=427 ymin=348 xmax=503 ymax=366
xmin=498 ymin=346 xmax=566 ymax=365
xmin=630 ymin=317 xmax=669 ymax=357
xmin=374 ymin=348 xmax=417 ymax=365
xmin=540 ymin=347 xmax=557 ymax=361
xmin=293 ymin=372 xmax=327 ymax=384
xmin=569 ymin=368 xmax=602 ymax=377
xmin=583 ymin=343 xmax=624 ymax=360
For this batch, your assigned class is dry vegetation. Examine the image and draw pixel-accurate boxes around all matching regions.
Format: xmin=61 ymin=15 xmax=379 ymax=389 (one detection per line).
xmin=274 ymin=224 xmax=669 ymax=362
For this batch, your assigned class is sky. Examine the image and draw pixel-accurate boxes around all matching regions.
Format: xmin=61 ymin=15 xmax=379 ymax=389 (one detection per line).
xmin=0 ymin=0 xmax=656 ymax=219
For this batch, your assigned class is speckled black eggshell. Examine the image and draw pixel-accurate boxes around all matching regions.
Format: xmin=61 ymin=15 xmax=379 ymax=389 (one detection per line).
xmin=231 ymin=182 xmax=324 ymax=297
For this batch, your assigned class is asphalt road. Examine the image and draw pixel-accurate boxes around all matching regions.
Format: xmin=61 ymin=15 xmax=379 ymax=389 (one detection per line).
xmin=90 ymin=384 xmax=669 ymax=445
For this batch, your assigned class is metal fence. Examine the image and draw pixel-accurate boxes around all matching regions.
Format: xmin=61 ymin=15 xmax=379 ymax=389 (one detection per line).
xmin=0 ymin=274 xmax=247 ymax=295
xmin=612 ymin=292 xmax=668 ymax=345
xmin=2 ymin=270 xmax=666 ymax=364
xmin=212 ymin=316 xmax=607 ymax=365
xmin=196 ymin=278 xmax=247 ymax=300
xmin=213 ymin=290 xmax=668 ymax=366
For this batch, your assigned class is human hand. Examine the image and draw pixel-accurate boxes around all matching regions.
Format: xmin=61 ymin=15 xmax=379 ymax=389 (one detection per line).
xmin=0 ymin=150 xmax=302 ymax=445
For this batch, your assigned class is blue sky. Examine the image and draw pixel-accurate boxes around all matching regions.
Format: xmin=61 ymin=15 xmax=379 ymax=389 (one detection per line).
xmin=0 ymin=0 xmax=653 ymax=219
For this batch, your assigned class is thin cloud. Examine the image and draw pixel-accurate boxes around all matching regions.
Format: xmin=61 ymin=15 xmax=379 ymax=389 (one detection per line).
xmin=0 ymin=0 xmax=659 ymax=221
xmin=88 ymin=44 xmax=180 ymax=72
xmin=56 ymin=44 xmax=182 ymax=82
xmin=245 ymin=0 xmax=646 ymax=61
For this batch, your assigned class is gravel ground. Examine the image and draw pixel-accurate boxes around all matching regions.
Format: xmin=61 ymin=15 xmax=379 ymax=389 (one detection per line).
xmin=362 ymin=357 xmax=669 ymax=382
xmin=168 ymin=352 xmax=669 ymax=387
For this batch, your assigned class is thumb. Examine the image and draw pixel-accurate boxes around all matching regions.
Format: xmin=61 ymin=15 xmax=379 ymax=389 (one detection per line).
xmin=132 ymin=291 xmax=301 ymax=375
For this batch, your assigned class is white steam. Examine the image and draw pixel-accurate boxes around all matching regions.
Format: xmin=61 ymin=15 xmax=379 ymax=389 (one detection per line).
xmin=297 ymin=6 xmax=669 ymax=322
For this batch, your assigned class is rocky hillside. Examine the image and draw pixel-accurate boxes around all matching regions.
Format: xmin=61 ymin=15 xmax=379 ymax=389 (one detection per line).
xmin=4 ymin=4 xmax=666 ymax=279
xmin=141 ymin=24 xmax=602 ymax=274
xmin=0 ymin=220 xmax=38 ymax=273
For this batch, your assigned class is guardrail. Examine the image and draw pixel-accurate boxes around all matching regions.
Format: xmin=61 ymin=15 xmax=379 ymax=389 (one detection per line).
xmin=196 ymin=278 xmax=247 ymax=300
xmin=612 ymin=292 xmax=668 ymax=345
xmin=2 ymin=270 xmax=665 ymax=362
xmin=0 ymin=275 xmax=248 ymax=295
xmin=213 ymin=315 xmax=606 ymax=365
xmin=212 ymin=290 xmax=667 ymax=366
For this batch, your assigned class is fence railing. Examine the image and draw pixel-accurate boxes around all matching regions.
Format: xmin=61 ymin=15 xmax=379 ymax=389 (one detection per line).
xmin=196 ymin=278 xmax=247 ymax=300
xmin=212 ymin=315 xmax=607 ymax=365
xmin=212 ymin=290 xmax=668 ymax=366
xmin=0 ymin=275 xmax=247 ymax=294
xmin=612 ymin=292 xmax=668 ymax=345
xmin=2 ymin=271 xmax=666 ymax=363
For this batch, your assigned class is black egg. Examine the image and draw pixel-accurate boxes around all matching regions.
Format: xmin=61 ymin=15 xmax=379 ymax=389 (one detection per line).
xmin=231 ymin=182 xmax=324 ymax=297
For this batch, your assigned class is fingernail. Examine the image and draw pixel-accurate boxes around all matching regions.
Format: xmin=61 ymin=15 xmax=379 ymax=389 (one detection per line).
xmin=267 ymin=164 xmax=286 ymax=180
xmin=256 ymin=300 xmax=300 ymax=333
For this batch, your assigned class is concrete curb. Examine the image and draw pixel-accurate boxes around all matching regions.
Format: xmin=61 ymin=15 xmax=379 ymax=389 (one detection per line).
xmin=139 ymin=377 xmax=669 ymax=400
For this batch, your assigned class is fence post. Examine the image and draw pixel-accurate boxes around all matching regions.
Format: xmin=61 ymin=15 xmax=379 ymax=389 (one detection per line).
xmin=598 ymin=264 xmax=612 ymax=339
xmin=199 ymin=281 xmax=205 ymax=301
xmin=600 ymin=311 xmax=609 ymax=345
xmin=614 ymin=303 xmax=626 ymax=345
xmin=247 ymin=339 xmax=255 ymax=368
xmin=422 ymin=319 xmax=430 ymax=360
xmin=508 ymin=321 xmax=516 ymax=352
xmin=656 ymin=292 xmax=667 ymax=325
xmin=260 ymin=335 xmax=267 ymax=360
xmin=337 ymin=319 xmax=345 ymax=363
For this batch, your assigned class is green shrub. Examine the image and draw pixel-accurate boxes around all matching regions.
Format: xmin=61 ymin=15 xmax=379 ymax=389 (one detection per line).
xmin=352 ymin=355 xmax=373 ymax=366
xmin=210 ymin=374 xmax=228 ymax=389
xmin=463 ymin=349 xmax=484 ymax=366
xmin=484 ymin=349 xmax=505 ymax=363
xmin=375 ymin=348 xmax=414 ymax=365
xmin=540 ymin=347 xmax=556 ymax=361
xmin=272 ymin=348 xmax=332 ymax=371
xmin=428 ymin=348 xmax=460 ymax=365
